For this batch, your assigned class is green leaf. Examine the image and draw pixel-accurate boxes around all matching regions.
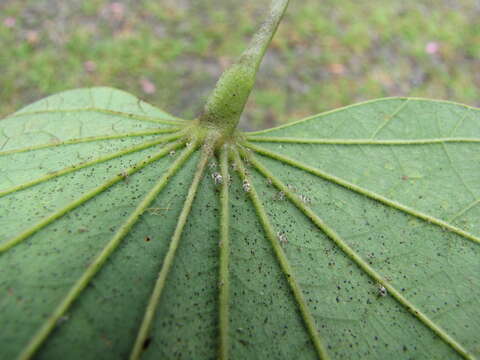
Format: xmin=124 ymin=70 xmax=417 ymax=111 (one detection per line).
xmin=1 ymin=86 xmax=479 ymax=360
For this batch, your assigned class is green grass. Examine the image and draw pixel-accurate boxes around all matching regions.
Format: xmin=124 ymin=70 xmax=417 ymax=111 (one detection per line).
xmin=0 ymin=0 xmax=479 ymax=130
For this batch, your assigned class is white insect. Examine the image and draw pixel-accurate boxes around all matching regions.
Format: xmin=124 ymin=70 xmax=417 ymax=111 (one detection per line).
xmin=169 ymin=150 xmax=176 ymax=156
xmin=56 ymin=315 xmax=69 ymax=327
xmin=299 ymin=194 xmax=311 ymax=204
xmin=118 ymin=170 xmax=129 ymax=184
xmin=211 ymin=172 xmax=223 ymax=185
xmin=242 ymin=179 xmax=251 ymax=192
xmin=275 ymin=191 xmax=285 ymax=201
xmin=378 ymin=284 xmax=387 ymax=297
xmin=277 ymin=232 xmax=288 ymax=246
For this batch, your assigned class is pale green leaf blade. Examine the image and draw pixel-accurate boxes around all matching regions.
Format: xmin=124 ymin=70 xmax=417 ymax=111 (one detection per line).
xmin=245 ymin=98 xmax=480 ymax=358
xmin=247 ymin=151 xmax=476 ymax=359
xmin=11 ymin=87 xmax=182 ymax=124
xmin=33 ymin=150 xmax=201 ymax=360
xmin=247 ymin=98 xmax=480 ymax=238
xmin=0 ymin=87 xmax=185 ymax=247
xmin=0 ymin=87 xmax=192 ymax=358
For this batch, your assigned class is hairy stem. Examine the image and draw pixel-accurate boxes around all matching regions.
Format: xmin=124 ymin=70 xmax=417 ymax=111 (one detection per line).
xmin=199 ymin=0 xmax=289 ymax=136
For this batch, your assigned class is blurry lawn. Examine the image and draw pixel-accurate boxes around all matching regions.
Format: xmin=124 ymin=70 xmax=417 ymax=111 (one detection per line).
xmin=0 ymin=0 xmax=479 ymax=130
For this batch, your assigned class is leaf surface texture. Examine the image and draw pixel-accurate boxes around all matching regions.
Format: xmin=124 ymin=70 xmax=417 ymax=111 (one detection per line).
xmin=1 ymin=89 xmax=479 ymax=359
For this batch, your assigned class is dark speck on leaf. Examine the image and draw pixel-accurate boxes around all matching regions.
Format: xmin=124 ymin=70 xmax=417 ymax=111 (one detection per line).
xmin=239 ymin=339 xmax=250 ymax=346
xmin=142 ymin=337 xmax=152 ymax=350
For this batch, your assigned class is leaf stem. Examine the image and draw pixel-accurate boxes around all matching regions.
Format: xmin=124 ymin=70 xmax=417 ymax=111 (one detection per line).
xmin=199 ymin=0 xmax=289 ymax=136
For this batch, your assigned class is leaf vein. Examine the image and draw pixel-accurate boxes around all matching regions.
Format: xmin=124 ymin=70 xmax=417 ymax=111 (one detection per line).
xmin=0 ymin=128 xmax=182 ymax=156
xmin=219 ymin=146 xmax=231 ymax=360
xmin=245 ymin=136 xmax=480 ymax=144
xmin=371 ymin=99 xmax=409 ymax=139
xmin=234 ymin=148 xmax=330 ymax=360
xmin=0 ymin=139 xmax=186 ymax=252
xmin=129 ymin=141 xmax=209 ymax=360
xmin=246 ymin=151 xmax=475 ymax=360
xmin=244 ymin=142 xmax=480 ymax=246
xmin=440 ymin=142 xmax=477 ymax=200
xmin=0 ymin=131 xmax=185 ymax=198
xmin=15 ymin=140 xmax=193 ymax=360
xmin=8 ymin=108 xmax=185 ymax=125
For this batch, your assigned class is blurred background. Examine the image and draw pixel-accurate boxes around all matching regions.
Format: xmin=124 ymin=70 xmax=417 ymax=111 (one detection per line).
xmin=0 ymin=0 xmax=479 ymax=130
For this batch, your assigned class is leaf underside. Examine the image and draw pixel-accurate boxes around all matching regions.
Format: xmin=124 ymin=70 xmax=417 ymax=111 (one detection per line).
xmin=1 ymin=87 xmax=479 ymax=360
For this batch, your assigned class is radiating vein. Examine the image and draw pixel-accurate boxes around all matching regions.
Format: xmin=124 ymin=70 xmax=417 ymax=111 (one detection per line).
xmin=370 ymin=99 xmax=410 ymax=139
xmin=449 ymin=198 xmax=480 ymax=223
xmin=233 ymin=149 xmax=330 ymax=360
xmin=218 ymin=146 xmax=231 ymax=360
xmin=383 ymin=146 xmax=408 ymax=198
xmin=129 ymin=144 xmax=210 ymax=360
xmin=16 ymin=142 xmax=197 ymax=360
xmin=245 ymin=151 xmax=475 ymax=360
xmin=0 ymin=139 xmax=186 ymax=252
xmin=448 ymin=110 xmax=470 ymax=137
xmin=0 ymin=131 xmax=185 ymax=198
xmin=0 ymin=127 xmax=182 ymax=156
xmin=440 ymin=143 xmax=477 ymax=199
xmin=244 ymin=142 xmax=480 ymax=246
xmin=245 ymin=136 xmax=480 ymax=144
xmin=9 ymin=108 xmax=185 ymax=125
